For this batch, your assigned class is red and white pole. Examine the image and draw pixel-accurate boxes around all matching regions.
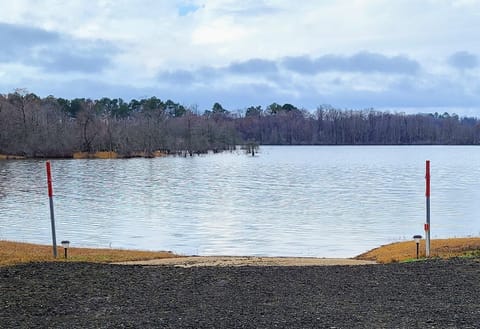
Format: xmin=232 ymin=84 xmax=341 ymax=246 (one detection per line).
xmin=425 ymin=160 xmax=431 ymax=257
xmin=46 ymin=161 xmax=58 ymax=258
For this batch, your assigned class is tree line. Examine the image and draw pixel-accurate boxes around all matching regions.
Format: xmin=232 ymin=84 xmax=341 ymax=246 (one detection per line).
xmin=0 ymin=90 xmax=479 ymax=158
xmin=239 ymin=104 xmax=480 ymax=145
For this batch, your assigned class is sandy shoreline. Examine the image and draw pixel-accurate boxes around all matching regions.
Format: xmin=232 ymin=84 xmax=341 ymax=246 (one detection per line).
xmin=115 ymin=256 xmax=376 ymax=267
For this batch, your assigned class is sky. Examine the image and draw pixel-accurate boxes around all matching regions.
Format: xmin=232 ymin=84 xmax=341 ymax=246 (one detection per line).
xmin=0 ymin=0 xmax=479 ymax=115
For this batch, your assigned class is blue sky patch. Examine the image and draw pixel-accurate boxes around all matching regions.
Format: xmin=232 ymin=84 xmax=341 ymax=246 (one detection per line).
xmin=178 ymin=3 xmax=201 ymax=16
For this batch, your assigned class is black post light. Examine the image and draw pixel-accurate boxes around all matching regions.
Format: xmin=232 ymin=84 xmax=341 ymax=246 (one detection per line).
xmin=61 ymin=240 xmax=70 ymax=259
xmin=413 ymin=235 xmax=422 ymax=259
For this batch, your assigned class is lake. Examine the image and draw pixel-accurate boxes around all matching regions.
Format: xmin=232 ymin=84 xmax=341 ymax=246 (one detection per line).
xmin=1 ymin=146 xmax=479 ymax=257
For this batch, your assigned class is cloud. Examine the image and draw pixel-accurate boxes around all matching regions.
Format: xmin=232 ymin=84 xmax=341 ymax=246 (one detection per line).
xmin=0 ymin=22 xmax=118 ymax=73
xmin=5 ymin=61 xmax=479 ymax=118
xmin=160 ymin=74 xmax=480 ymax=112
xmin=282 ymin=52 xmax=420 ymax=75
xmin=448 ymin=51 xmax=478 ymax=70
xmin=36 ymin=49 xmax=113 ymax=73
xmin=226 ymin=58 xmax=277 ymax=75
xmin=158 ymin=69 xmax=197 ymax=84
xmin=0 ymin=22 xmax=59 ymax=60
xmin=157 ymin=66 xmax=222 ymax=86
xmin=156 ymin=81 xmax=290 ymax=111
xmin=0 ymin=22 xmax=59 ymax=45
xmin=192 ymin=17 xmax=249 ymax=45
xmin=3 ymin=77 xmax=158 ymax=101
xmin=34 ymin=41 xmax=118 ymax=73
xmin=157 ymin=58 xmax=279 ymax=85
xmin=281 ymin=56 xmax=317 ymax=75
xmin=211 ymin=1 xmax=282 ymax=16
xmin=150 ymin=51 xmax=477 ymax=113
xmin=1 ymin=1 xmax=480 ymax=116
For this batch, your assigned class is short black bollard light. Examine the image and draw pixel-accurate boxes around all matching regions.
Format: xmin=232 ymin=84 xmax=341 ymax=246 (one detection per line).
xmin=413 ymin=235 xmax=422 ymax=259
xmin=61 ymin=240 xmax=70 ymax=259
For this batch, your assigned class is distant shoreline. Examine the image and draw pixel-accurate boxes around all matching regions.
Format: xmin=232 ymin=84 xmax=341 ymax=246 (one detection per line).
xmin=2 ymin=144 xmax=480 ymax=161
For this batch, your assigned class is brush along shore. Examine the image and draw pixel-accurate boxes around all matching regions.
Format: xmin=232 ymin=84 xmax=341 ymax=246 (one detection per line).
xmin=0 ymin=150 xmax=169 ymax=160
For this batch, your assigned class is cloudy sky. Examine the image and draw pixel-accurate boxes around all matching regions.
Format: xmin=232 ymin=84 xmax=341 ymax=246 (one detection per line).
xmin=0 ymin=0 xmax=479 ymax=115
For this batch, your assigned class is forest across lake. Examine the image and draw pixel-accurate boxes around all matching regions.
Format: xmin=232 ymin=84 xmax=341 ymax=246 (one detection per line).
xmin=1 ymin=91 xmax=479 ymax=158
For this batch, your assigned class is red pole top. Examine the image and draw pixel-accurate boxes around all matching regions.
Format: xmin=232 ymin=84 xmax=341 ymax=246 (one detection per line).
xmin=46 ymin=161 xmax=53 ymax=197
xmin=425 ymin=160 xmax=430 ymax=197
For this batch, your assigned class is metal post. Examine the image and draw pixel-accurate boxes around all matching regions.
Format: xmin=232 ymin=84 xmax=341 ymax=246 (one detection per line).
xmin=46 ymin=161 xmax=57 ymax=258
xmin=416 ymin=242 xmax=419 ymax=259
xmin=425 ymin=160 xmax=431 ymax=257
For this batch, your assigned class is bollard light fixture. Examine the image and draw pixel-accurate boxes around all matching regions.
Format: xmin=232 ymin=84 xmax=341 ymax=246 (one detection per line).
xmin=413 ymin=235 xmax=422 ymax=244
xmin=61 ymin=240 xmax=70 ymax=259
xmin=413 ymin=235 xmax=422 ymax=259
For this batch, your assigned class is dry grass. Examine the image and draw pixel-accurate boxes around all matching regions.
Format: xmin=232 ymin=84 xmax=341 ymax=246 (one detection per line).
xmin=3 ymin=238 xmax=479 ymax=267
xmin=72 ymin=151 xmax=167 ymax=159
xmin=355 ymin=237 xmax=480 ymax=263
xmin=0 ymin=240 xmax=178 ymax=267
xmin=0 ymin=154 xmax=26 ymax=160
xmin=73 ymin=151 xmax=118 ymax=159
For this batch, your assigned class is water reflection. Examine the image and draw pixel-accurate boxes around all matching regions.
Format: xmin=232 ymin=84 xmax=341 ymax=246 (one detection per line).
xmin=0 ymin=146 xmax=479 ymax=257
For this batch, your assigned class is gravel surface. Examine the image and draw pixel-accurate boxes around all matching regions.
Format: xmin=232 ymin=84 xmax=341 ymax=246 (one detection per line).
xmin=116 ymin=256 xmax=376 ymax=267
xmin=1 ymin=258 xmax=479 ymax=328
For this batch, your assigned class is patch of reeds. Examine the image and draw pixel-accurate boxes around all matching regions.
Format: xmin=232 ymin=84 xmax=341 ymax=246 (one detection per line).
xmin=72 ymin=151 xmax=168 ymax=159
xmin=73 ymin=151 xmax=118 ymax=159
xmin=0 ymin=154 xmax=26 ymax=160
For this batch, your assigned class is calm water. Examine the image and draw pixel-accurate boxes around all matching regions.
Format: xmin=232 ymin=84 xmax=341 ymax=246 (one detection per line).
xmin=1 ymin=146 xmax=479 ymax=257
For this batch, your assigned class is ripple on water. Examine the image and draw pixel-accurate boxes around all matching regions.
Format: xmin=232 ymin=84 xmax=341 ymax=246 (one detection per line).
xmin=1 ymin=146 xmax=480 ymax=257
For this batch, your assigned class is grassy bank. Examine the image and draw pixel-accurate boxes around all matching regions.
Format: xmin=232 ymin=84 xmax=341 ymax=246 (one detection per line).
xmin=2 ymin=237 xmax=479 ymax=266
xmin=0 ymin=240 xmax=177 ymax=266
xmin=355 ymin=237 xmax=480 ymax=263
